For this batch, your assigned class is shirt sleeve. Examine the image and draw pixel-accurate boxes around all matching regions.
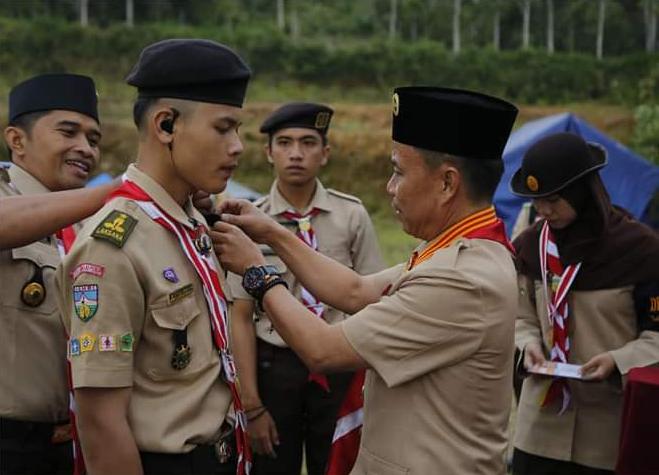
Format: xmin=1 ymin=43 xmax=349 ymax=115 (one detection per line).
xmin=350 ymin=205 xmax=385 ymax=275
xmin=610 ymin=281 xmax=659 ymax=374
xmin=56 ymin=236 xmax=145 ymax=389
xmin=226 ymin=271 xmax=252 ymax=302
xmin=340 ymin=261 xmax=486 ymax=387
xmin=515 ymin=273 xmax=543 ymax=352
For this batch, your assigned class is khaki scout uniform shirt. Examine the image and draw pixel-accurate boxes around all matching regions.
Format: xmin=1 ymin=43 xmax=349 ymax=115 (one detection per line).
xmin=227 ymin=180 xmax=383 ymax=346
xmin=0 ymin=165 xmax=69 ymax=423
xmin=515 ymin=276 xmax=659 ymax=470
xmin=341 ymin=238 xmax=517 ymax=475
xmin=56 ymin=164 xmax=232 ymax=453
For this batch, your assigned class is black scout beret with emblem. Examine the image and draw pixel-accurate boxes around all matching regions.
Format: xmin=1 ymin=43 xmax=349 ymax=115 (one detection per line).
xmin=9 ymin=73 xmax=99 ymax=123
xmin=391 ymin=86 xmax=517 ymax=160
xmin=510 ymin=132 xmax=607 ymax=198
xmin=125 ymin=39 xmax=251 ymax=107
xmin=260 ymin=102 xmax=333 ymax=136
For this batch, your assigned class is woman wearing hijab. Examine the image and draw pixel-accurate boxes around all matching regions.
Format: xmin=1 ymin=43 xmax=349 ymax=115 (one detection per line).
xmin=510 ymin=132 xmax=659 ymax=475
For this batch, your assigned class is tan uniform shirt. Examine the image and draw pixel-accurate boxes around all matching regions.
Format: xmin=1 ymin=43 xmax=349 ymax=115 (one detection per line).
xmin=0 ymin=165 xmax=69 ymax=423
xmin=341 ymin=238 xmax=517 ymax=475
xmin=515 ymin=276 xmax=659 ymax=470
xmin=227 ymin=180 xmax=384 ymax=347
xmin=56 ymin=164 xmax=232 ymax=453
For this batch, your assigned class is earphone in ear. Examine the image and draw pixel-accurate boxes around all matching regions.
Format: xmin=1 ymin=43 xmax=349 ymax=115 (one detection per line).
xmin=160 ymin=108 xmax=180 ymax=134
xmin=160 ymin=118 xmax=174 ymax=134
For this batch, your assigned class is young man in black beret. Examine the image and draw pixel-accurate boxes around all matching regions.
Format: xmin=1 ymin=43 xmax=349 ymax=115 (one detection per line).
xmin=0 ymin=73 xmax=101 ymax=474
xmin=227 ymin=102 xmax=383 ymax=475
xmin=212 ymin=87 xmax=519 ymax=474
xmin=56 ymin=39 xmax=253 ymax=475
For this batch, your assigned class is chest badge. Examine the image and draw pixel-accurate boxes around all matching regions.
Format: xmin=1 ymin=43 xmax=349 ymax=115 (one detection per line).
xmin=171 ymin=344 xmax=192 ymax=370
xmin=163 ymin=267 xmax=179 ymax=283
xmin=21 ymin=281 xmax=46 ymax=307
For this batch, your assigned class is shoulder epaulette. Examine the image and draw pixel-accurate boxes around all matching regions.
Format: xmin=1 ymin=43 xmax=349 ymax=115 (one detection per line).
xmin=327 ymin=188 xmax=362 ymax=204
xmin=91 ymin=210 xmax=138 ymax=248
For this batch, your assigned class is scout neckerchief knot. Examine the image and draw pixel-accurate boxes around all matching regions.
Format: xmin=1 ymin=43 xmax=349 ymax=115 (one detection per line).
xmin=407 ymin=206 xmax=514 ymax=271
xmin=279 ymin=208 xmax=330 ymax=392
xmin=55 ymin=227 xmax=86 ymax=475
xmin=108 ymin=178 xmax=252 ymax=475
xmin=539 ymin=221 xmax=581 ymax=415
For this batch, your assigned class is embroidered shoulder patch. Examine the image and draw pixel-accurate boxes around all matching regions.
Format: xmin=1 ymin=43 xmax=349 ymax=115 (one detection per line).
xmin=73 ymin=284 xmax=99 ymax=322
xmin=80 ymin=333 xmax=96 ymax=352
xmin=70 ymin=338 xmax=81 ymax=357
xmin=99 ymin=335 xmax=117 ymax=352
xmin=92 ymin=210 xmax=137 ymax=248
xmin=71 ymin=263 xmax=105 ymax=281
xmin=168 ymin=284 xmax=194 ymax=305
xmin=120 ymin=333 xmax=134 ymax=352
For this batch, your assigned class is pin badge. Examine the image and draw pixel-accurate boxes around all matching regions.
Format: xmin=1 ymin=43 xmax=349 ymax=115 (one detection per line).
xmin=163 ymin=267 xmax=179 ymax=283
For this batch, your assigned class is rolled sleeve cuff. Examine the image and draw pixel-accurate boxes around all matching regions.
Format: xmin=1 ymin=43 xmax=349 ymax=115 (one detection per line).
xmin=72 ymin=366 xmax=134 ymax=389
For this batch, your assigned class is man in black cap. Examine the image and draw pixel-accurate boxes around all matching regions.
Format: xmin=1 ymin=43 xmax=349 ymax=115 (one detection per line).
xmin=0 ymin=73 xmax=101 ymax=475
xmin=226 ymin=102 xmax=383 ymax=475
xmin=56 ymin=39 xmax=252 ymax=475
xmin=211 ymin=86 xmax=519 ymax=474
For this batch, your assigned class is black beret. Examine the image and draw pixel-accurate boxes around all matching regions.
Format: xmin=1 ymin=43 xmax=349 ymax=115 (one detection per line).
xmin=260 ymin=102 xmax=333 ymax=136
xmin=510 ymin=132 xmax=607 ymax=197
xmin=126 ymin=39 xmax=251 ymax=107
xmin=392 ymin=86 xmax=518 ymax=160
xmin=9 ymin=73 xmax=99 ymax=123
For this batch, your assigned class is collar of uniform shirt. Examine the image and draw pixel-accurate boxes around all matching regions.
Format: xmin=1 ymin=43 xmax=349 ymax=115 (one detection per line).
xmin=407 ymin=206 xmax=498 ymax=270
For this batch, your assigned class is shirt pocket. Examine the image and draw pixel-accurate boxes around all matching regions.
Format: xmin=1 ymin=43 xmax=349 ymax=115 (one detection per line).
xmin=145 ymin=296 xmax=211 ymax=381
xmin=360 ymin=446 xmax=409 ymax=475
xmin=6 ymin=243 xmax=60 ymax=315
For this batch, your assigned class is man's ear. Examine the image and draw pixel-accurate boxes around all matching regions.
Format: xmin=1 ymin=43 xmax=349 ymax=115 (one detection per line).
xmin=4 ymin=126 xmax=27 ymax=159
xmin=320 ymin=144 xmax=330 ymax=167
xmin=437 ymin=163 xmax=461 ymax=200
xmin=264 ymin=143 xmax=273 ymax=164
xmin=152 ymin=108 xmax=176 ymax=147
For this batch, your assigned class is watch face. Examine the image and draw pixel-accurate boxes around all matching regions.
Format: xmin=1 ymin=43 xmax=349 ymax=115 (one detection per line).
xmin=242 ymin=266 xmax=266 ymax=296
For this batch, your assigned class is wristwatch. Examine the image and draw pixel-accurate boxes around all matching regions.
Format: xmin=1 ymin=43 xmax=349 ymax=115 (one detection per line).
xmin=242 ymin=265 xmax=287 ymax=308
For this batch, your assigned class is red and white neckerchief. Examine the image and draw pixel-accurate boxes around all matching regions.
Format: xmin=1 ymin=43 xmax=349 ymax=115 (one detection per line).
xmin=108 ymin=179 xmax=252 ymax=475
xmin=279 ymin=208 xmax=330 ymax=392
xmin=539 ymin=221 xmax=581 ymax=414
xmin=55 ymin=227 xmax=86 ymax=475
xmin=325 ymin=369 xmax=365 ymax=475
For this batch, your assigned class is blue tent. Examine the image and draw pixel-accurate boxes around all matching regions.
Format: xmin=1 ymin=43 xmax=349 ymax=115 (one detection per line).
xmin=494 ymin=113 xmax=659 ymax=235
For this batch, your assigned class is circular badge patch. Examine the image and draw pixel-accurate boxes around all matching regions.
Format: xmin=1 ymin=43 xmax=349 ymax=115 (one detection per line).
xmin=392 ymin=93 xmax=400 ymax=116
xmin=526 ymin=175 xmax=539 ymax=192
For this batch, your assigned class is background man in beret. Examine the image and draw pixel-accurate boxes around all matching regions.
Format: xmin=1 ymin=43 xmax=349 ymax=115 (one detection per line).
xmin=212 ymin=86 xmax=519 ymax=474
xmin=56 ymin=39 xmax=252 ymax=475
xmin=0 ymin=73 xmax=101 ymax=475
xmin=227 ymin=102 xmax=383 ymax=475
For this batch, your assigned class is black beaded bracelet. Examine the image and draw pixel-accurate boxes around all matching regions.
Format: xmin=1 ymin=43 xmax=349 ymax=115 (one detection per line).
xmin=257 ymin=277 xmax=288 ymax=312
xmin=246 ymin=407 xmax=268 ymax=422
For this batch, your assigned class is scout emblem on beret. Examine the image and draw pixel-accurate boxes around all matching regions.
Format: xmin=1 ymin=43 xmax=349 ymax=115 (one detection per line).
xmin=21 ymin=281 xmax=45 ymax=307
xmin=526 ymin=175 xmax=539 ymax=192
xmin=73 ymin=284 xmax=99 ymax=322
xmin=92 ymin=210 xmax=137 ymax=248
xmin=314 ymin=111 xmax=331 ymax=129
xmin=392 ymin=92 xmax=400 ymax=117
xmin=171 ymin=343 xmax=192 ymax=370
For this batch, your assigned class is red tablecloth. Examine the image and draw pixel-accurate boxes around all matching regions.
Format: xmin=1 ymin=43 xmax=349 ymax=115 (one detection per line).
xmin=616 ymin=367 xmax=659 ymax=475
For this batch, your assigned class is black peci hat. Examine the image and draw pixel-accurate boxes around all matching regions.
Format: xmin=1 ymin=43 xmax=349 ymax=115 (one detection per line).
xmin=9 ymin=73 xmax=99 ymax=123
xmin=126 ymin=39 xmax=251 ymax=107
xmin=510 ymin=132 xmax=607 ymax=197
xmin=391 ymin=86 xmax=518 ymax=160
xmin=260 ymin=102 xmax=333 ymax=136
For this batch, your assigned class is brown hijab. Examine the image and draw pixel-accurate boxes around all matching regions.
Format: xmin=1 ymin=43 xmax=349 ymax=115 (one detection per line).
xmin=514 ymin=172 xmax=659 ymax=290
